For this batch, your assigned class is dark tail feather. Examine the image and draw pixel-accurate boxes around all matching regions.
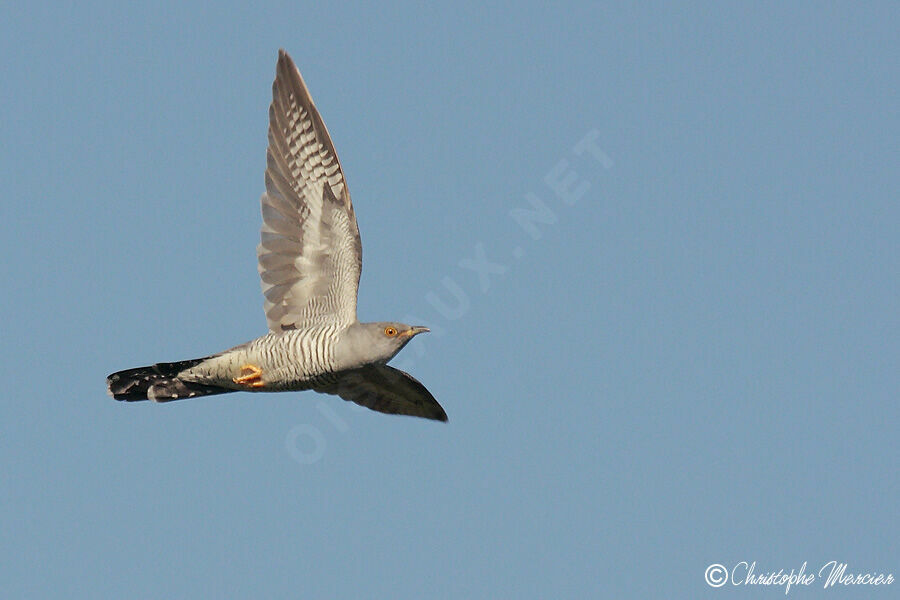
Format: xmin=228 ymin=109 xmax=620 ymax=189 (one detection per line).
xmin=107 ymin=358 xmax=231 ymax=402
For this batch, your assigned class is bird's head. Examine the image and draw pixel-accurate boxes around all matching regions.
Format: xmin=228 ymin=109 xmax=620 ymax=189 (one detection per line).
xmin=334 ymin=322 xmax=430 ymax=368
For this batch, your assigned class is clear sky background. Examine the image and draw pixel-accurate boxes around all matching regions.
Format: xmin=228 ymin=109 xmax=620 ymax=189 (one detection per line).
xmin=1 ymin=2 xmax=897 ymax=598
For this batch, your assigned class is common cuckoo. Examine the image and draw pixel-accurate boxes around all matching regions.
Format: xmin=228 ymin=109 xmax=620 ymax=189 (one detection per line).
xmin=107 ymin=50 xmax=447 ymax=422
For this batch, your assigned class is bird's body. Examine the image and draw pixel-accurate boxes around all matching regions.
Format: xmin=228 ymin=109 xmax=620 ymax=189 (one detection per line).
xmin=107 ymin=50 xmax=446 ymax=421
xmin=183 ymin=327 xmax=348 ymax=394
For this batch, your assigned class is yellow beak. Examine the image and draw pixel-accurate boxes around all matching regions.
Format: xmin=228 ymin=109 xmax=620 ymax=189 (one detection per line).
xmin=401 ymin=326 xmax=430 ymax=338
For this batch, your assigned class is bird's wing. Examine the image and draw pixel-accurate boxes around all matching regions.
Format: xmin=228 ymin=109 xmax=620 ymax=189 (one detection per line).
xmin=258 ymin=49 xmax=362 ymax=332
xmin=316 ymin=365 xmax=448 ymax=422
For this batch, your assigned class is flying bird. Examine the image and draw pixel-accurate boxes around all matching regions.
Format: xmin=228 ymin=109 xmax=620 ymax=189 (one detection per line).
xmin=107 ymin=50 xmax=446 ymax=422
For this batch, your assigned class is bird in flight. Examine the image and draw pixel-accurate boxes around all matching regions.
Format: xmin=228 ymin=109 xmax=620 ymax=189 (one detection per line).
xmin=107 ymin=49 xmax=446 ymax=422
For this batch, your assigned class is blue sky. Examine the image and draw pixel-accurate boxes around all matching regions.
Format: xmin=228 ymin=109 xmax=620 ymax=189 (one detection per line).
xmin=1 ymin=2 xmax=897 ymax=598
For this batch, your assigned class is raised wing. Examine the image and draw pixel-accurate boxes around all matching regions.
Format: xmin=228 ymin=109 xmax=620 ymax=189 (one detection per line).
xmin=258 ymin=49 xmax=362 ymax=332
xmin=316 ymin=365 xmax=448 ymax=422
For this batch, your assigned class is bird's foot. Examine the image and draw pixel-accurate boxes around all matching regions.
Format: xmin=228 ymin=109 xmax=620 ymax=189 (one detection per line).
xmin=234 ymin=364 xmax=264 ymax=388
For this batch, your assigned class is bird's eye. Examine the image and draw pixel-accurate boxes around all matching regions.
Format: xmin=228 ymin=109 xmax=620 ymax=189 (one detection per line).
xmin=384 ymin=327 xmax=398 ymax=337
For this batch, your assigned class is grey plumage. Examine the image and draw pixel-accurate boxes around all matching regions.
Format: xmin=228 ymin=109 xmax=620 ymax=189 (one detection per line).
xmin=107 ymin=50 xmax=446 ymax=422
xmin=318 ymin=365 xmax=447 ymax=422
xmin=260 ymin=56 xmax=361 ymax=332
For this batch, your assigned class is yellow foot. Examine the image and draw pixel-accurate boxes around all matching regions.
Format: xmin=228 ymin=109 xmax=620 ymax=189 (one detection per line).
xmin=233 ymin=364 xmax=265 ymax=388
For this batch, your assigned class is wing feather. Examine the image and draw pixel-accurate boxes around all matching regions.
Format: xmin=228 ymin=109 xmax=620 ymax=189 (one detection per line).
xmin=316 ymin=365 xmax=448 ymax=422
xmin=257 ymin=50 xmax=362 ymax=332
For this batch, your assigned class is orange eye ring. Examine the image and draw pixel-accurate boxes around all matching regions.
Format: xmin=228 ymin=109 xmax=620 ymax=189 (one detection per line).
xmin=384 ymin=326 xmax=398 ymax=337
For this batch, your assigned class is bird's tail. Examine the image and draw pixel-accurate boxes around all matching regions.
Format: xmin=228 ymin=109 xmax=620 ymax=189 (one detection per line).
xmin=107 ymin=358 xmax=231 ymax=402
